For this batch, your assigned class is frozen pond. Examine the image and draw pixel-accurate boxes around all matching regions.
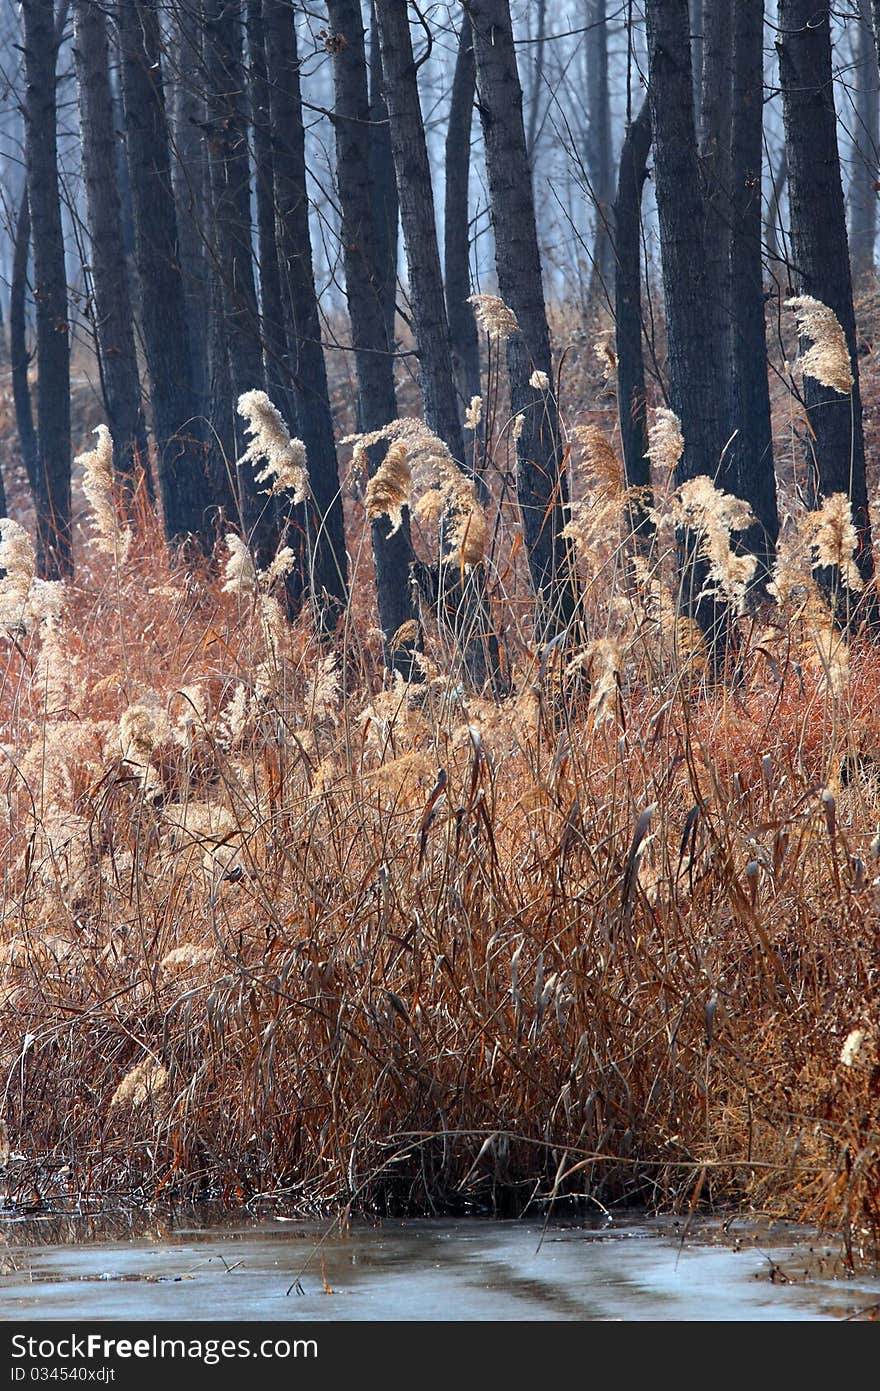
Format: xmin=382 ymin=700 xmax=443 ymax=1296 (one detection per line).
xmin=2 ymin=1211 xmax=879 ymax=1321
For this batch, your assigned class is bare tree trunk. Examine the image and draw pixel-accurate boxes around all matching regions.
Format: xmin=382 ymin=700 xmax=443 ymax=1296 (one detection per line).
xmin=368 ymin=0 xmax=398 ymax=351
xmin=326 ymin=0 xmax=419 ymax=675
xmin=585 ymin=0 xmax=615 ymax=305
xmin=850 ymin=0 xmax=879 ymax=284
xmin=10 ymin=189 xmax=39 ymax=504
xmin=466 ymin=0 xmax=578 ymax=641
xmin=375 ymin=0 xmax=501 ymax=690
xmin=374 ymin=0 xmax=465 ymax=462
xmin=203 ymin=0 xmax=279 ymax=570
xmin=729 ymin=0 xmax=778 ymax=581
xmin=699 ymin=0 xmax=733 ymax=457
xmin=645 ymin=0 xmax=730 ymax=643
xmin=169 ymin=3 xmax=211 ymax=417
xmin=263 ymin=0 xmax=348 ymax=624
xmin=613 ymin=96 xmax=653 ymax=547
xmin=444 ymin=11 xmax=481 ymax=412
xmin=74 ymin=0 xmax=150 ymax=510
xmin=116 ymin=0 xmax=212 ymax=549
xmin=764 ymin=142 xmax=787 ymax=273
xmin=778 ymin=0 xmax=874 ymax=594
xmin=689 ymin=0 xmax=703 ymax=133
xmin=22 ymin=0 xmax=72 ymax=579
xmin=525 ymin=0 xmax=546 ymax=159
xmin=247 ymin=0 xmax=295 ymax=433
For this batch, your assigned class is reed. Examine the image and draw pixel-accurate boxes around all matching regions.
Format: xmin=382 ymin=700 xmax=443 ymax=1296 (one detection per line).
xmin=0 ymin=317 xmax=877 ymax=1268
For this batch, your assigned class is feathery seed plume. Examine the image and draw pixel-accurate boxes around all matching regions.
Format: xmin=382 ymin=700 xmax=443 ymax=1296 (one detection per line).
xmin=669 ymin=476 xmax=757 ymax=608
xmin=365 ymin=440 xmax=411 ymax=537
xmin=529 ymin=369 xmax=550 ymax=392
xmin=77 ymin=425 xmax=131 ymax=561
xmin=805 ymin=492 xmax=863 ymax=592
xmin=468 ymin=293 xmax=520 ymax=342
xmin=646 ymin=407 xmax=684 ymax=475
xmin=464 ymin=396 xmax=482 ymax=431
xmin=237 ymin=390 xmax=310 ymax=502
xmin=786 ymin=296 xmax=853 ymax=394
xmin=222 ymin=532 xmax=258 ymax=599
xmin=0 ymin=519 xmax=36 ymax=623
xmin=110 ymin=1057 xmax=168 ymax=1110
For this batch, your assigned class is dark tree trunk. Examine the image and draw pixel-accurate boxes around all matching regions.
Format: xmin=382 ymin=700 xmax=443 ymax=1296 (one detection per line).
xmin=326 ymin=0 xmax=419 ymax=675
xmin=612 ymin=96 xmax=653 ymax=547
xmin=22 ymin=0 xmax=72 ymax=579
xmin=729 ymin=0 xmax=778 ymax=580
xmin=466 ymin=0 xmax=578 ymax=641
xmin=203 ymin=0 xmax=278 ymax=569
xmin=374 ymin=0 xmax=465 ymax=463
xmin=777 ymin=0 xmax=874 ymax=591
xmin=850 ymin=0 xmax=879 ymax=284
xmin=73 ymin=0 xmax=150 ymax=510
xmin=699 ymin=0 xmax=733 ymax=456
xmin=764 ymin=142 xmax=787 ymax=273
xmin=169 ymin=4 xmax=211 ymax=417
xmin=116 ymin=0 xmax=212 ymax=548
xmin=368 ymin=0 xmax=398 ymax=351
xmin=585 ymin=0 xmax=615 ymax=304
xmin=247 ymin=0 xmax=295 ymax=432
xmin=444 ymin=12 xmax=481 ymax=412
xmin=263 ymin=0 xmax=348 ymax=623
xmin=375 ymin=0 xmax=501 ymax=690
xmin=525 ymin=0 xmax=546 ymax=159
xmin=645 ymin=0 xmax=729 ymax=638
xmin=10 ymin=189 xmax=40 ymax=503
xmin=689 ymin=0 xmax=703 ymax=133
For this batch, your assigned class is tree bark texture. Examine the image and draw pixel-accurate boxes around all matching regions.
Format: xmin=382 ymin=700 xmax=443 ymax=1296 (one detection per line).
xmin=850 ymin=0 xmax=879 ymax=283
xmin=203 ymin=0 xmax=278 ymax=569
xmin=263 ymin=0 xmax=349 ymax=622
xmin=612 ymin=96 xmax=653 ymax=547
xmin=326 ymin=0 xmax=419 ymax=675
xmin=645 ymin=0 xmax=730 ymax=639
xmin=778 ymin=0 xmax=874 ymax=591
xmin=116 ymin=0 xmax=210 ymax=548
xmin=729 ymin=0 xmax=779 ymax=579
xmin=368 ymin=0 xmax=399 ymax=352
xmin=444 ymin=12 xmax=482 ymax=413
xmin=585 ymin=0 xmax=615 ymax=302
xmin=10 ymin=189 xmax=40 ymax=505
xmin=467 ymin=0 xmax=577 ymax=641
xmin=74 ymin=0 xmax=150 ymax=509
xmin=22 ymin=0 xmax=72 ymax=579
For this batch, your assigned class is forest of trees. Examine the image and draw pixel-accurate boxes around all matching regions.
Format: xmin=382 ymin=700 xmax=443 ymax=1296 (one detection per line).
xmin=2 ymin=0 xmax=880 ymax=668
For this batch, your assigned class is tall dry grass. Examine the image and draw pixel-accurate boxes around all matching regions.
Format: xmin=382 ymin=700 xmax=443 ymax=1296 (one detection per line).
xmin=0 ymin=311 xmax=877 ymax=1267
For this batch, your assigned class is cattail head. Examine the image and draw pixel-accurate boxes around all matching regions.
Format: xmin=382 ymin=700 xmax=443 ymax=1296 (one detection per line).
xmin=468 ymin=293 xmax=520 ymax=342
xmin=785 ymin=296 xmax=853 ymax=394
xmin=365 ymin=441 xmax=411 ymax=537
xmin=77 ymin=425 xmax=131 ymax=561
xmin=237 ymin=390 xmax=310 ymax=503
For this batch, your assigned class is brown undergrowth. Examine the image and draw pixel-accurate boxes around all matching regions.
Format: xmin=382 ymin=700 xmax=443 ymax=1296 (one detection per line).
xmin=0 ymin=342 xmax=878 ymax=1268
